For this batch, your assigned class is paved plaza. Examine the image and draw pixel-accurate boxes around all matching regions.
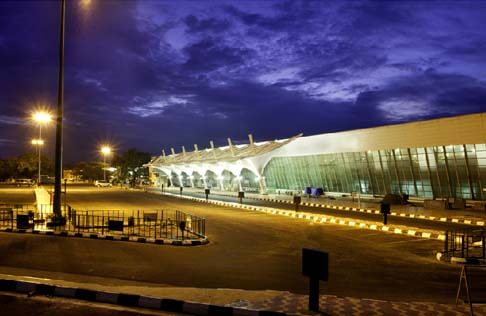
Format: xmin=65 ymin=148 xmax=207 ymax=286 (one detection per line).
xmin=2 ymin=185 xmax=486 ymax=315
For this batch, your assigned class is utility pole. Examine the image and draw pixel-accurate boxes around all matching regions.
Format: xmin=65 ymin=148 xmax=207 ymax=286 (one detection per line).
xmin=52 ymin=0 xmax=66 ymax=221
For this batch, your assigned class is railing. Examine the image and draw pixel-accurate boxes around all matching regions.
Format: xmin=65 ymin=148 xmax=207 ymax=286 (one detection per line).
xmin=0 ymin=206 xmax=53 ymax=230
xmin=443 ymin=228 xmax=486 ymax=259
xmin=0 ymin=205 xmax=206 ymax=241
xmin=68 ymin=209 xmax=205 ymax=240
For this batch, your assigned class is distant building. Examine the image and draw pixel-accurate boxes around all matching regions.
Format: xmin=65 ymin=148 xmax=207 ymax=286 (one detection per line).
xmin=147 ymin=113 xmax=486 ymax=200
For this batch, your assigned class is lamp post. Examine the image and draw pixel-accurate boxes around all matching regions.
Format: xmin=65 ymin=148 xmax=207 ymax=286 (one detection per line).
xmin=100 ymin=146 xmax=111 ymax=181
xmin=31 ymin=139 xmax=44 ymax=183
xmin=32 ymin=111 xmax=52 ymax=184
xmin=52 ymin=0 xmax=66 ymax=219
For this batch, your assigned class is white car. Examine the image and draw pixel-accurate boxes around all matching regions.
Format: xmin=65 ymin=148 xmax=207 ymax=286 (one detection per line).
xmin=94 ymin=180 xmax=112 ymax=187
xmin=15 ymin=179 xmax=34 ymax=187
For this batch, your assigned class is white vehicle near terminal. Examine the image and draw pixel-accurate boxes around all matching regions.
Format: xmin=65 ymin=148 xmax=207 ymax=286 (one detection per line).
xmin=15 ymin=179 xmax=34 ymax=187
xmin=94 ymin=180 xmax=112 ymax=187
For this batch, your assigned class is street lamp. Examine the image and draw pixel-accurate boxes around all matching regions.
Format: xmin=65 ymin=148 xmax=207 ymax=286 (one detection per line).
xmin=32 ymin=111 xmax=52 ymax=184
xmin=100 ymin=145 xmax=112 ymax=181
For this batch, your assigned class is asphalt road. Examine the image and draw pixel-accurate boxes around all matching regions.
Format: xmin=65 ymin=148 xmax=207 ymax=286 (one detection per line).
xmin=0 ymin=186 xmax=473 ymax=303
xmin=0 ymin=187 xmax=36 ymax=205
xmin=169 ymin=189 xmax=473 ymax=232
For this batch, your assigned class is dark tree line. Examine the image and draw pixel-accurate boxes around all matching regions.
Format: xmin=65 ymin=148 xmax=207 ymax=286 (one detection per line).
xmin=0 ymin=153 xmax=53 ymax=181
xmin=1 ymin=149 xmax=152 ymax=185
xmin=112 ymin=148 xmax=152 ymax=185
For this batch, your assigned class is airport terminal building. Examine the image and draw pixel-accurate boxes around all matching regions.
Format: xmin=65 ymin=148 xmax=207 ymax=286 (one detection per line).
xmin=148 ymin=113 xmax=486 ymax=201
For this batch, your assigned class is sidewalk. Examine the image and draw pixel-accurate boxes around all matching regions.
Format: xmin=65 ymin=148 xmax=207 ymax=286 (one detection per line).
xmin=160 ymin=187 xmax=486 ymax=227
xmin=0 ymin=273 xmax=483 ymax=315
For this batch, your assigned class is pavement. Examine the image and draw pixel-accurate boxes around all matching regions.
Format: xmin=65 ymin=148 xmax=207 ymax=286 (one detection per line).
xmin=0 ymin=292 xmax=181 ymax=316
xmin=155 ymin=189 xmax=449 ymax=242
xmin=2 ymin=186 xmax=485 ymax=314
xmin=161 ymin=187 xmax=486 ymax=227
xmin=1 ymin=273 xmax=485 ymax=316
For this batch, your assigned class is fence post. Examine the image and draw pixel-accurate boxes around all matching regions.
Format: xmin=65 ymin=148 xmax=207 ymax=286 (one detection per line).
xmin=444 ymin=230 xmax=449 ymax=253
xmin=461 ymin=235 xmax=465 ymax=258
xmin=483 ymin=234 xmax=485 ymax=259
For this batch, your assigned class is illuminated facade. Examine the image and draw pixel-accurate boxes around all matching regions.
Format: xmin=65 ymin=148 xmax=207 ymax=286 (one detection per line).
xmin=148 ymin=113 xmax=486 ymax=200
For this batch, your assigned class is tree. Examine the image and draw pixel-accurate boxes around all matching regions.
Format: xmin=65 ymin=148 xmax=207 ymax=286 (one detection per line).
xmin=0 ymin=153 xmax=53 ymax=180
xmin=71 ymin=161 xmax=104 ymax=181
xmin=112 ymin=148 xmax=152 ymax=186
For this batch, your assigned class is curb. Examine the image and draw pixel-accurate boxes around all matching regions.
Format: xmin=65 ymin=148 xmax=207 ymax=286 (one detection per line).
xmin=0 ymin=228 xmax=208 ymax=247
xmin=167 ymin=190 xmax=485 ymax=227
xmin=0 ymin=278 xmax=285 ymax=316
xmin=161 ymin=192 xmax=447 ymax=242
xmin=435 ymin=251 xmax=486 ymax=264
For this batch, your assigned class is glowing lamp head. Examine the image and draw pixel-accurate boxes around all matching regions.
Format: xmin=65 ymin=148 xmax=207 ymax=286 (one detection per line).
xmin=31 ymin=139 xmax=44 ymax=146
xmin=32 ymin=111 xmax=52 ymax=124
xmin=101 ymin=146 xmax=112 ymax=155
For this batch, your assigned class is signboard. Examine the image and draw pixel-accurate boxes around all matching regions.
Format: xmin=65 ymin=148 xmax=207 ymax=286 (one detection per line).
xmin=238 ymin=191 xmax=245 ymax=199
xmin=205 ymin=188 xmax=210 ymax=195
xmin=108 ymin=220 xmax=124 ymax=231
xmin=302 ymin=248 xmax=328 ymax=281
xmin=16 ymin=214 xmax=31 ymax=229
xmin=380 ymin=202 xmax=391 ymax=214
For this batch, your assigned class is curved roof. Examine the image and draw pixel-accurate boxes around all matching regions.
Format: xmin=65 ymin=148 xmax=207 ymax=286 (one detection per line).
xmin=150 ymin=133 xmax=303 ymax=166
xmin=148 ymin=113 xmax=486 ymax=168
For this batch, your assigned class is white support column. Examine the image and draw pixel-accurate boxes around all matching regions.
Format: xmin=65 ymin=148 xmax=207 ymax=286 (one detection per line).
xmin=258 ymin=176 xmax=267 ymax=194
xmin=189 ymin=174 xmax=195 ymax=188
xmin=219 ymin=175 xmax=225 ymax=191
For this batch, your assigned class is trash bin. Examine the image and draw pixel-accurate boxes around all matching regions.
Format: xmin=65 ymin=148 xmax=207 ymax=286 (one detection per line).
xmin=16 ymin=214 xmax=31 ymax=229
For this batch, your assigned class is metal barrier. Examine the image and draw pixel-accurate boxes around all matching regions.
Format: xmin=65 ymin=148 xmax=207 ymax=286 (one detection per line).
xmin=443 ymin=228 xmax=486 ymax=259
xmin=0 ymin=206 xmax=54 ymax=230
xmin=68 ymin=209 xmax=205 ymax=240
xmin=0 ymin=205 xmax=206 ymax=241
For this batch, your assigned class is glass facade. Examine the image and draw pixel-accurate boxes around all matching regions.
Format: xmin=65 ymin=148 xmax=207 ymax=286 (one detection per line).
xmin=263 ymin=144 xmax=486 ymax=200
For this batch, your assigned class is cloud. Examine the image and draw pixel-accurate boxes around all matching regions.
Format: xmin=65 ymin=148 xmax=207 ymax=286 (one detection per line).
xmin=0 ymin=115 xmax=25 ymax=126
xmin=1 ymin=0 xmax=486 ymax=161
xmin=127 ymin=95 xmax=191 ymax=118
xmin=184 ymin=15 xmax=231 ymax=33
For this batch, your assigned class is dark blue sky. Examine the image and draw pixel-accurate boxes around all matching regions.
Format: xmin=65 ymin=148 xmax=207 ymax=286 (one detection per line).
xmin=1 ymin=0 xmax=486 ymax=162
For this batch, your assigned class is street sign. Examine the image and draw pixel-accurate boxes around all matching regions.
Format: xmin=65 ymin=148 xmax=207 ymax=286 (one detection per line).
xmin=302 ymin=248 xmax=328 ymax=281
xmin=302 ymin=248 xmax=328 ymax=312
xmin=380 ymin=202 xmax=390 ymax=214
xmin=380 ymin=202 xmax=391 ymax=225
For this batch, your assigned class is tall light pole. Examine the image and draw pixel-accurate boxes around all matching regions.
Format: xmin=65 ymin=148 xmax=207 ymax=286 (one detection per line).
xmin=100 ymin=146 xmax=111 ymax=181
xmin=53 ymin=0 xmax=66 ymax=219
xmin=31 ymin=139 xmax=44 ymax=181
xmin=32 ymin=111 xmax=52 ymax=184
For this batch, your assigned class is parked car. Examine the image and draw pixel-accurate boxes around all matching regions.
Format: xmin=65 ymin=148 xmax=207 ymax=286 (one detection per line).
xmin=15 ymin=179 xmax=34 ymax=187
xmin=94 ymin=180 xmax=112 ymax=187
